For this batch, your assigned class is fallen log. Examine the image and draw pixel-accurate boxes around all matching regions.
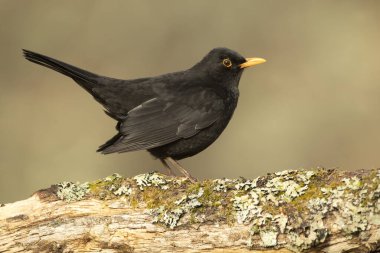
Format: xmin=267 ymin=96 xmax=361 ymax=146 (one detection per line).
xmin=0 ymin=168 xmax=379 ymax=252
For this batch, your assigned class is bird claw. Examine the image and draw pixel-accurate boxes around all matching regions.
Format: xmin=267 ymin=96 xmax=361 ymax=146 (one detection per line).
xmin=161 ymin=157 xmax=197 ymax=183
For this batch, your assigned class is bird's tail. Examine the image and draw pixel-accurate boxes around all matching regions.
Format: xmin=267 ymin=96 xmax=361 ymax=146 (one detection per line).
xmin=23 ymin=49 xmax=99 ymax=92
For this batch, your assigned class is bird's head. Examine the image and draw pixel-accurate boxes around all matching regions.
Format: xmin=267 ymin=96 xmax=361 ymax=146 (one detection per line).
xmin=192 ymin=47 xmax=266 ymax=85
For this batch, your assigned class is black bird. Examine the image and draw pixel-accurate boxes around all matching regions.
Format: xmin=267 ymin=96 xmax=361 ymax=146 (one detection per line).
xmin=23 ymin=48 xmax=265 ymax=181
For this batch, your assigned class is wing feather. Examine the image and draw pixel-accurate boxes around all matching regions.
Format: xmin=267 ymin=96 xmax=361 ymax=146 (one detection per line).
xmin=100 ymin=89 xmax=224 ymax=154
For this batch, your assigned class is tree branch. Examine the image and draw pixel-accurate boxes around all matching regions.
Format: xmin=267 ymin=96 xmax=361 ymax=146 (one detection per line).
xmin=1 ymin=169 xmax=379 ymax=253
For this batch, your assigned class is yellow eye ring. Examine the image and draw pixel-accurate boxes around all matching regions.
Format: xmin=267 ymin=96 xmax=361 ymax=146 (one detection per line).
xmin=222 ymin=58 xmax=232 ymax=68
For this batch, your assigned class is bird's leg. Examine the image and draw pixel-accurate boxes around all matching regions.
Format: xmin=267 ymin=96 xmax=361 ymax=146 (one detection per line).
xmin=164 ymin=157 xmax=197 ymax=183
xmin=160 ymin=158 xmax=175 ymax=176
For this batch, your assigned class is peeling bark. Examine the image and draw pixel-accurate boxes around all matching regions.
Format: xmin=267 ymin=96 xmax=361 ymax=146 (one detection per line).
xmin=0 ymin=169 xmax=379 ymax=253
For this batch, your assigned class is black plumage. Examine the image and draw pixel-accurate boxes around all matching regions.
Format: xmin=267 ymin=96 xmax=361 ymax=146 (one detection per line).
xmin=23 ymin=48 xmax=265 ymax=181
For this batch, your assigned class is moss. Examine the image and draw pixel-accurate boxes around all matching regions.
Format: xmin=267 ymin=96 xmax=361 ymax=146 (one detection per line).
xmin=146 ymin=177 xmax=242 ymax=227
xmin=195 ymin=180 xmax=237 ymax=223
xmin=50 ymin=169 xmax=379 ymax=250
xmin=129 ymin=195 xmax=139 ymax=208
xmin=198 ymin=180 xmax=223 ymax=205
xmin=185 ymin=181 xmax=203 ymax=194
xmin=141 ymin=185 xmax=172 ymax=209
xmin=288 ymin=180 xmax=325 ymax=213
xmin=87 ymin=173 xmax=125 ymax=200
xmin=150 ymin=187 xmax=204 ymax=228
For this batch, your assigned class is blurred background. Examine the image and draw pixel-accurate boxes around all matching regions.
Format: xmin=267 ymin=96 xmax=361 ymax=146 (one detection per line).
xmin=1 ymin=0 xmax=380 ymax=203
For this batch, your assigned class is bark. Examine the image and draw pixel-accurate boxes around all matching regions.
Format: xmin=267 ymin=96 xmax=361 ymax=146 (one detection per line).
xmin=0 ymin=168 xmax=379 ymax=253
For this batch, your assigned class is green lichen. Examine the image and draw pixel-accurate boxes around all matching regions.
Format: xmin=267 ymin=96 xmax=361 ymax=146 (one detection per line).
xmin=51 ymin=168 xmax=379 ymax=251
xmin=213 ymin=178 xmax=234 ymax=192
xmin=283 ymin=169 xmax=379 ymax=251
xmin=56 ymin=181 xmax=89 ymax=202
xmin=260 ymin=229 xmax=278 ymax=247
xmin=113 ymin=185 xmax=132 ymax=196
xmin=133 ymin=172 xmax=169 ymax=190
xmin=151 ymin=187 xmax=204 ymax=228
xmin=286 ymin=214 xmax=328 ymax=252
xmin=87 ymin=173 xmax=125 ymax=199
xmin=148 ymin=178 xmax=237 ymax=228
xmin=232 ymin=193 xmax=261 ymax=224
xmin=288 ymin=179 xmax=325 ymax=212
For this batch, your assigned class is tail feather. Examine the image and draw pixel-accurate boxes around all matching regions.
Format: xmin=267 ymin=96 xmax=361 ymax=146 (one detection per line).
xmin=23 ymin=49 xmax=128 ymax=154
xmin=23 ymin=49 xmax=99 ymax=92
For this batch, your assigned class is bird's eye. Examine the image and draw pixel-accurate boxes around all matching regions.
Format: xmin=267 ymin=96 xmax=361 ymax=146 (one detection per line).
xmin=222 ymin=58 xmax=232 ymax=68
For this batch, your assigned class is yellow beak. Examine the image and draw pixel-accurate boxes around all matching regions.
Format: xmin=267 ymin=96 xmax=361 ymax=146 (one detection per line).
xmin=239 ymin=57 xmax=266 ymax=69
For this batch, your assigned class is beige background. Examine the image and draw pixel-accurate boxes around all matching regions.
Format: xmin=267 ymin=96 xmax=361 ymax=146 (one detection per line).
xmin=1 ymin=0 xmax=380 ymax=203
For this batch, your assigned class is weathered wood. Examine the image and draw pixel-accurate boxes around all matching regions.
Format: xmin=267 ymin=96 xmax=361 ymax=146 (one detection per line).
xmin=0 ymin=169 xmax=379 ymax=253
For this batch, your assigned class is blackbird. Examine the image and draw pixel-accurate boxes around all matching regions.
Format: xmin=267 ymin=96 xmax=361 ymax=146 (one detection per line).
xmin=23 ymin=48 xmax=265 ymax=181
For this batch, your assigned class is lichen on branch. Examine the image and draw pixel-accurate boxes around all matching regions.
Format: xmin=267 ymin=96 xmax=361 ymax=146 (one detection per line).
xmin=52 ymin=168 xmax=380 ymax=252
xmin=0 ymin=168 xmax=379 ymax=253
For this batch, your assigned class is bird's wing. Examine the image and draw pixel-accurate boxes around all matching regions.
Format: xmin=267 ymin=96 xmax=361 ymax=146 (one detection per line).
xmin=99 ymin=89 xmax=224 ymax=153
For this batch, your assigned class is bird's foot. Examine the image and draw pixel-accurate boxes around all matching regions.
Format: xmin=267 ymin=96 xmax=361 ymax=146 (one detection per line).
xmin=160 ymin=158 xmax=175 ymax=176
xmin=162 ymin=157 xmax=197 ymax=183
